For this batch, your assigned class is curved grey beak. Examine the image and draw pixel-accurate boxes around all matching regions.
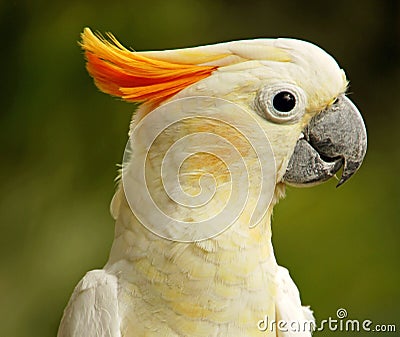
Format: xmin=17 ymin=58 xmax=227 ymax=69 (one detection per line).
xmin=283 ymin=95 xmax=367 ymax=187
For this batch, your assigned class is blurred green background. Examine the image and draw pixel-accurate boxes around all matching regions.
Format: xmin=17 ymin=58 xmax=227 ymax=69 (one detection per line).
xmin=1 ymin=0 xmax=399 ymax=336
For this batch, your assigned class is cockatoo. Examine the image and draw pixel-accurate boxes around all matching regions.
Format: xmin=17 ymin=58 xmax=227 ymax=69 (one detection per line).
xmin=57 ymin=28 xmax=367 ymax=337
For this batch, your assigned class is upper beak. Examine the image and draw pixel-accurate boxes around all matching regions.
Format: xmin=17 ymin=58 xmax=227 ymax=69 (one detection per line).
xmin=283 ymin=95 xmax=367 ymax=187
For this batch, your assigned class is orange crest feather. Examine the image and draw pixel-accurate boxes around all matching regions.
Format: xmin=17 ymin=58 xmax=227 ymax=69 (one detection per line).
xmin=81 ymin=28 xmax=217 ymax=106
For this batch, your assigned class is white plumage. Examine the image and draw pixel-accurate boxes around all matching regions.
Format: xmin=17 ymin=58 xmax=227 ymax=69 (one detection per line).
xmin=57 ymin=28 xmax=366 ymax=337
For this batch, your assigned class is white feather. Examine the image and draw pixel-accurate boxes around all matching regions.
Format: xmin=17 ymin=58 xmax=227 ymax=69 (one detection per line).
xmin=275 ymin=266 xmax=315 ymax=337
xmin=57 ymin=270 xmax=121 ymax=337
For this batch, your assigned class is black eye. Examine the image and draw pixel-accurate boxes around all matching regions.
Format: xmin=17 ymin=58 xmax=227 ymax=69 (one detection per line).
xmin=273 ymin=91 xmax=296 ymax=112
xmin=255 ymin=84 xmax=306 ymax=124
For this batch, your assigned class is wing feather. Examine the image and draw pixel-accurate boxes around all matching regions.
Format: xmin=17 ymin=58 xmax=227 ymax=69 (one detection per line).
xmin=275 ymin=266 xmax=315 ymax=337
xmin=57 ymin=270 xmax=121 ymax=337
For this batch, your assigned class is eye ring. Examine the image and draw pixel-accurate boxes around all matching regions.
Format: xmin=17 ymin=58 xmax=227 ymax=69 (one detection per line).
xmin=254 ymin=84 xmax=307 ymax=124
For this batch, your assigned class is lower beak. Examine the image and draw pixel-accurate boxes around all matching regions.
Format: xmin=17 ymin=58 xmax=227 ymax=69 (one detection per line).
xmin=283 ymin=95 xmax=367 ymax=187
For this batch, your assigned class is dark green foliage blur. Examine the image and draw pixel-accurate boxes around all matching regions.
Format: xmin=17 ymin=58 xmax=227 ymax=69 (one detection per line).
xmin=1 ymin=1 xmax=399 ymax=336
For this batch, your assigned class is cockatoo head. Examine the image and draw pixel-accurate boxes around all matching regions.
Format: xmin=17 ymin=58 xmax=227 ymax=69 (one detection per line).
xmin=81 ymin=28 xmax=367 ymax=240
